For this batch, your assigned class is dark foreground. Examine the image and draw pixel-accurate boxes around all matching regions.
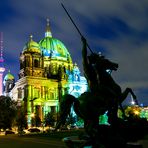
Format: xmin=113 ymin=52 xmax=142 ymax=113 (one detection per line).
xmin=0 ymin=134 xmax=66 ymax=148
xmin=0 ymin=130 xmax=148 ymax=148
xmin=138 ymin=135 xmax=148 ymax=148
xmin=0 ymin=130 xmax=84 ymax=148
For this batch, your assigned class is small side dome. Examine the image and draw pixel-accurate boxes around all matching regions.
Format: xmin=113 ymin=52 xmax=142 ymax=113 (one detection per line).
xmin=4 ymin=70 xmax=14 ymax=81
xmin=23 ymin=35 xmax=41 ymax=54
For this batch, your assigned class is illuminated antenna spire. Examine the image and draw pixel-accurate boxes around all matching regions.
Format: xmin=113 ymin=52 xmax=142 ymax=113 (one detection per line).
xmin=0 ymin=32 xmax=4 ymax=62
xmin=47 ymin=18 xmax=50 ymax=27
xmin=98 ymin=52 xmax=102 ymax=57
xmin=0 ymin=32 xmax=5 ymax=96
xmin=45 ymin=18 xmax=52 ymax=37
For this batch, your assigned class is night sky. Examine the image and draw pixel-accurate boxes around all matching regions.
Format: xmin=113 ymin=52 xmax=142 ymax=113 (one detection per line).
xmin=0 ymin=0 xmax=148 ymax=105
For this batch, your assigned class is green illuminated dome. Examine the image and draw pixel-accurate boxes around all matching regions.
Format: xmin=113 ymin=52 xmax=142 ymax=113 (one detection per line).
xmin=23 ymin=35 xmax=41 ymax=54
xmin=39 ymin=37 xmax=71 ymax=60
xmin=4 ymin=70 xmax=14 ymax=81
xmin=39 ymin=20 xmax=72 ymax=62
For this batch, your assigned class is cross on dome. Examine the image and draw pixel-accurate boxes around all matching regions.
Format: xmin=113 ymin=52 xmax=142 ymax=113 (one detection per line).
xmin=30 ymin=34 xmax=33 ymax=41
xmin=45 ymin=18 xmax=52 ymax=37
xmin=47 ymin=18 xmax=50 ymax=26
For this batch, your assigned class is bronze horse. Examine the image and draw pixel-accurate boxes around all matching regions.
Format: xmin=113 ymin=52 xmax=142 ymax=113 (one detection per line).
xmin=55 ymin=54 xmax=138 ymax=147
xmin=92 ymin=54 xmax=138 ymax=125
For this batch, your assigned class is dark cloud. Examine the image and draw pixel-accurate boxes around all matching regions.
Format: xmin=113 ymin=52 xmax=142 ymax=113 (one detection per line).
xmin=0 ymin=0 xmax=148 ymax=104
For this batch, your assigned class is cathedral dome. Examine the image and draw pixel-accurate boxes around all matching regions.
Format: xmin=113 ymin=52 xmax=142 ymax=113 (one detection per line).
xmin=39 ymin=19 xmax=72 ymax=62
xmin=23 ymin=35 xmax=41 ymax=54
xmin=4 ymin=70 xmax=14 ymax=81
xmin=39 ymin=37 xmax=72 ymax=61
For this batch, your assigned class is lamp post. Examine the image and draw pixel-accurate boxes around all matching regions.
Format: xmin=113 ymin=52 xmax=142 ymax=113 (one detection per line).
xmin=57 ymin=66 xmax=62 ymax=103
xmin=30 ymin=97 xmax=37 ymax=127
xmin=17 ymin=98 xmax=25 ymax=135
xmin=57 ymin=66 xmax=62 ymax=122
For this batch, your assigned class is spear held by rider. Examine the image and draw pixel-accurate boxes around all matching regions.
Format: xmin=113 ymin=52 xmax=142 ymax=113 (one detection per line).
xmin=61 ymin=3 xmax=94 ymax=54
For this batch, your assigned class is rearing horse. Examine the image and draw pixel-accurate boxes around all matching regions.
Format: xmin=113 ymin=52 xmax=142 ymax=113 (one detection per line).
xmin=93 ymin=54 xmax=138 ymax=125
xmin=55 ymin=54 xmax=138 ymax=147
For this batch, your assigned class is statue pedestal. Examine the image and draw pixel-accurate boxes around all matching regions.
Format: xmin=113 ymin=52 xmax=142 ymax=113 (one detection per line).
xmin=62 ymin=136 xmax=90 ymax=148
xmin=127 ymin=142 xmax=143 ymax=148
xmin=62 ymin=136 xmax=143 ymax=148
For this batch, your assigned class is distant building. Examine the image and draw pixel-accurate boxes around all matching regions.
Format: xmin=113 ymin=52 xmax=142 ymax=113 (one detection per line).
xmin=6 ymin=20 xmax=87 ymax=127
xmin=3 ymin=70 xmax=15 ymax=96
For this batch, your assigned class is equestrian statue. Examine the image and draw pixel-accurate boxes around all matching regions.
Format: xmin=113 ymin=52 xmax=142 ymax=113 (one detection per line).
xmin=54 ymin=36 xmax=141 ymax=147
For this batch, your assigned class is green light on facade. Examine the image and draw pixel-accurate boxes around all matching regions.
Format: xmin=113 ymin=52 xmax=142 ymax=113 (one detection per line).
xmin=99 ymin=113 xmax=109 ymax=125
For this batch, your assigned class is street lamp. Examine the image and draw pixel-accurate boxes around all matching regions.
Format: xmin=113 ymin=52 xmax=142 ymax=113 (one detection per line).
xmin=30 ymin=98 xmax=37 ymax=127
xmin=131 ymin=100 xmax=135 ymax=105
xmin=130 ymin=95 xmax=135 ymax=105
xmin=31 ymin=113 xmax=35 ymax=118
xmin=57 ymin=66 xmax=63 ymax=122
xmin=17 ymin=99 xmax=22 ymax=133
xmin=57 ymin=66 xmax=62 ymax=103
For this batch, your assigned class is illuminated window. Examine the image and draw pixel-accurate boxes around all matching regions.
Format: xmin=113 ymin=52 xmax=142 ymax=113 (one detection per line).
xmin=50 ymin=92 xmax=54 ymax=99
xmin=34 ymin=88 xmax=39 ymax=98
xmin=25 ymin=57 xmax=30 ymax=67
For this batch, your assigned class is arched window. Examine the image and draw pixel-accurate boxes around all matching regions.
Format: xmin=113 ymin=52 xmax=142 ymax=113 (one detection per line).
xmin=34 ymin=59 xmax=39 ymax=67
xmin=25 ymin=57 xmax=30 ymax=67
xmin=20 ymin=61 xmax=23 ymax=69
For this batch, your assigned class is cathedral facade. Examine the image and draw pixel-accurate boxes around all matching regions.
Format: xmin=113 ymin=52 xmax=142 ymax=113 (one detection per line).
xmin=5 ymin=20 xmax=87 ymax=127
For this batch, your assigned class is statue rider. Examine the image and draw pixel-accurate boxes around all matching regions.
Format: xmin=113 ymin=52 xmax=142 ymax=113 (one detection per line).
xmin=81 ymin=36 xmax=109 ymax=98
xmin=81 ymin=36 xmax=106 ymax=147
xmin=81 ymin=36 xmax=122 ymax=127
xmin=81 ymin=36 xmax=100 ymax=93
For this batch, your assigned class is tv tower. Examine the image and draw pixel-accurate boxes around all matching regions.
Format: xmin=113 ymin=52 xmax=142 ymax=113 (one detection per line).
xmin=0 ymin=32 xmax=5 ymax=96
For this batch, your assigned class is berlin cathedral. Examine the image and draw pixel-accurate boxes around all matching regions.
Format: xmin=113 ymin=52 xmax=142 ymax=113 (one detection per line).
xmin=3 ymin=20 xmax=87 ymax=127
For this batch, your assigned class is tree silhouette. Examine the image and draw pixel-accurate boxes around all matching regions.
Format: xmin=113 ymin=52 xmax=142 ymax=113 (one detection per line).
xmin=0 ymin=96 xmax=17 ymax=130
xmin=44 ymin=112 xmax=55 ymax=126
xmin=16 ymin=107 xmax=27 ymax=131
